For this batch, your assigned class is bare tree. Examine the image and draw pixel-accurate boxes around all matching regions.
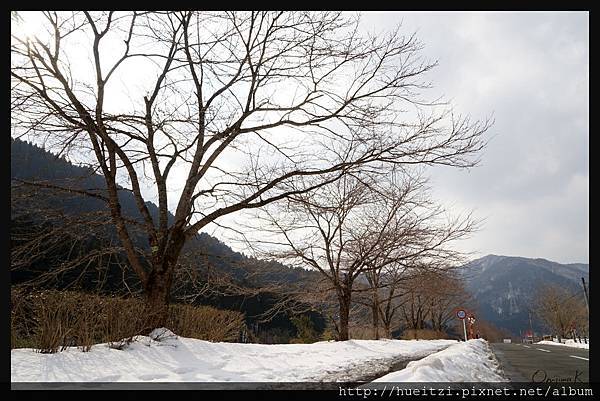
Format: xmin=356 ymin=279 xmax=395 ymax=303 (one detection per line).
xmin=253 ymin=169 xmax=477 ymax=340
xmin=254 ymin=175 xmax=377 ymax=340
xmin=396 ymin=269 xmax=472 ymax=338
xmin=375 ymin=264 xmax=411 ymax=338
xmin=350 ymin=172 xmax=476 ymax=340
xmin=361 ymin=264 xmax=471 ymax=339
xmin=533 ymin=284 xmax=588 ymax=342
xmin=11 ymin=11 xmax=488 ymax=323
xmin=352 ymin=175 xmax=428 ymax=339
xmin=422 ymin=270 xmax=471 ymax=332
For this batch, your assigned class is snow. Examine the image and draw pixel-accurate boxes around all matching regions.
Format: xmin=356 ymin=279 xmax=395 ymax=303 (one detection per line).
xmin=11 ymin=329 xmax=456 ymax=382
xmin=371 ymin=339 xmax=507 ymax=382
xmin=536 ymin=340 xmax=589 ymax=350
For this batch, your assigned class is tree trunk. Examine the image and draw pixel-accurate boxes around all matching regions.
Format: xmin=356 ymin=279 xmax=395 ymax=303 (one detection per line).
xmin=372 ymin=291 xmax=380 ymax=340
xmin=142 ymin=227 xmax=186 ymax=331
xmin=143 ymin=268 xmax=174 ymax=331
xmin=383 ymin=322 xmax=392 ymax=339
xmin=338 ymin=293 xmax=351 ymax=341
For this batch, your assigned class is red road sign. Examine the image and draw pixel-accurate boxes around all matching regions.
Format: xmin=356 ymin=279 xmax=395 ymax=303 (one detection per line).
xmin=457 ymin=309 xmax=466 ymax=319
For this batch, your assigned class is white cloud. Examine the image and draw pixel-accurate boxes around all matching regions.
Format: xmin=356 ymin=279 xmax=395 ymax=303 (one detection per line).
xmin=358 ymin=11 xmax=589 ymax=263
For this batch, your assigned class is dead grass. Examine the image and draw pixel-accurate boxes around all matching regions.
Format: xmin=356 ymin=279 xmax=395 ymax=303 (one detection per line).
xmin=400 ymin=328 xmax=449 ymax=340
xmin=167 ymin=303 xmax=245 ymax=342
xmin=11 ymin=287 xmax=247 ymax=352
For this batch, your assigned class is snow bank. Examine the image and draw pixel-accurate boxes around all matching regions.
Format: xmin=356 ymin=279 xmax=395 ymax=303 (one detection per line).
xmin=11 ymin=329 xmax=456 ymax=382
xmin=372 ymin=339 xmax=506 ymax=382
xmin=536 ymin=340 xmax=589 ymax=350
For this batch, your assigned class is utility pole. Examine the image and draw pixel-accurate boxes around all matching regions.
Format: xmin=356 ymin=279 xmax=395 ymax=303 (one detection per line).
xmin=581 ymin=277 xmax=590 ymax=314
xmin=529 ymin=311 xmax=534 ymax=343
xmin=581 ymin=277 xmax=589 ymax=343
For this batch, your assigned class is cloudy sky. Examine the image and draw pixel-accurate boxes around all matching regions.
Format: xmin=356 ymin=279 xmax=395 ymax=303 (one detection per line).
xmin=357 ymin=12 xmax=588 ymax=264
xmin=13 ymin=12 xmax=589 ymax=265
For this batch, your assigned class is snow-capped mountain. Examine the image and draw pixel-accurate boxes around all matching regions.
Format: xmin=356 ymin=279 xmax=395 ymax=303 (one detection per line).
xmin=461 ymin=255 xmax=589 ymax=335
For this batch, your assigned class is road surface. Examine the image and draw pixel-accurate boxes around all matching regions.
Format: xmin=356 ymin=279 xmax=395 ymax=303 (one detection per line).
xmin=490 ymin=342 xmax=589 ymax=383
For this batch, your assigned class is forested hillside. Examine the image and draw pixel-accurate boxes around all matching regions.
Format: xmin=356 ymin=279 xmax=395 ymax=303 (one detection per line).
xmin=11 ymin=138 xmax=325 ymax=341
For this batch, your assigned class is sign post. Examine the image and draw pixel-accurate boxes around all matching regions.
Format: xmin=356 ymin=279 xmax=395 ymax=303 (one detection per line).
xmin=457 ymin=309 xmax=467 ymax=342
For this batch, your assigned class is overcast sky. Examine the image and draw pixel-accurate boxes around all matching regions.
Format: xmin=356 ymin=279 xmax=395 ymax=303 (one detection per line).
xmin=356 ymin=11 xmax=589 ymax=264
xmin=13 ymin=11 xmax=589 ymax=265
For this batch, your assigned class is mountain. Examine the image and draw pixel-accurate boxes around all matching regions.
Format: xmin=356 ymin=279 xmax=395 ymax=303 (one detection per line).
xmin=461 ymin=254 xmax=589 ymax=336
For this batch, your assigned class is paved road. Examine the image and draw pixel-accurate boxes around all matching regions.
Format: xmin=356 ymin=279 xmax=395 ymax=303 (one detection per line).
xmin=490 ymin=343 xmax=589 ymax=383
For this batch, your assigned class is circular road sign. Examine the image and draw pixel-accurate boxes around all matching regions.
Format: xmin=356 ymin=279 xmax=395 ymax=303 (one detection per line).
xmin=457 ymin=310 xmax=466 ymax=319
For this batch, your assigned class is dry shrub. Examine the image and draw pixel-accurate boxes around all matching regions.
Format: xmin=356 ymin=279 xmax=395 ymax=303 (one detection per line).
xmin=28 ymin=291 xmax=78 ymax=353
xmin=10 ymin=289 xmax=146 ymax=352
xmin=476 ymin=320 xmax=510 ymax=343
xmin=400 ymin=328 xmax=449 ymax=340
xmin=11 ymin=287 xmax=31 ymax=349
xmin=348 ymin=326 xmax=395 ymax=340
xmin=55 ymin=292 xmax=103 ymax=351
xmin=73 ymin=294 xmax=101 ymax=351
xmin=348 ymin=325 xmax=376 ymax=340
xmin=167 ymin=303 xmax=245 ymax=342
xmin=11 ymin=288 xmax=247 ymax=352
xmin=101 ymin=297 xmax=147 ymax=349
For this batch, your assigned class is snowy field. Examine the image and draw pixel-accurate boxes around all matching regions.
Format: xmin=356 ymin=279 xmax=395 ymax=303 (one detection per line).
xmin=536 ymin=340 xmax=590 ymax=350
xmin=371 ymin=339 xmax=507 ymax=382
xmin=11 ymin=329 xmax=456 ymax=382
